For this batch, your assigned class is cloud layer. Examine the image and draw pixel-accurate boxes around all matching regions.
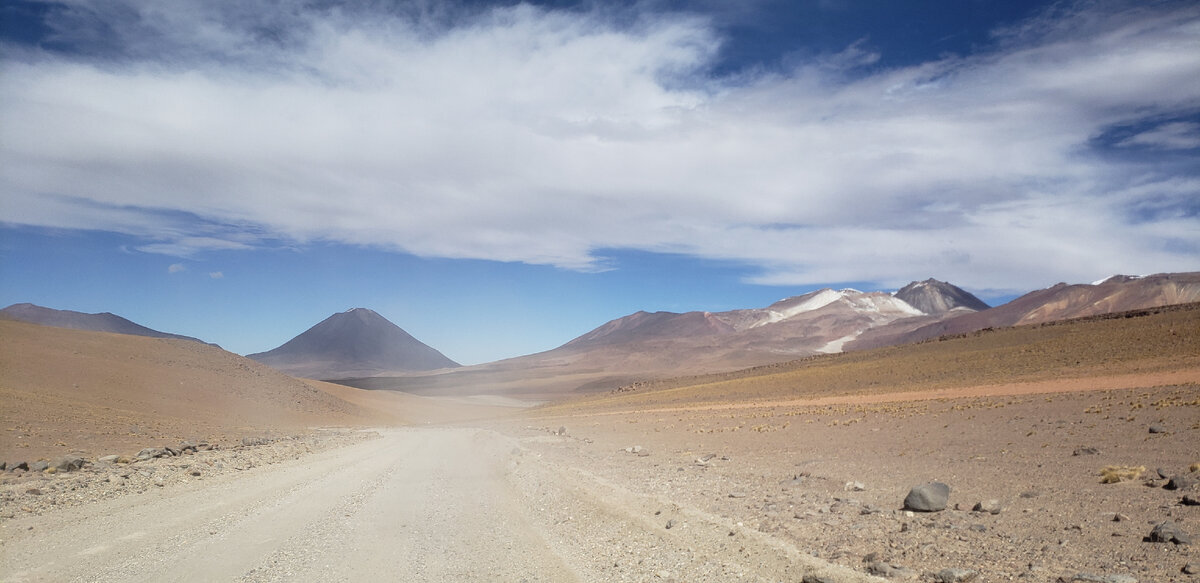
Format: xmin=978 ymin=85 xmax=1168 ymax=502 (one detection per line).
xmin=3 ymin=0 xmax=1199 ymax=292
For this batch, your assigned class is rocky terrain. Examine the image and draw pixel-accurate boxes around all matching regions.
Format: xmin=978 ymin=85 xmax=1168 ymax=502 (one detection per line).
xmin=0 ymin=430 xmax=375 ymax=519
xmin=507 ymin=383 xmax=1199 ymax=581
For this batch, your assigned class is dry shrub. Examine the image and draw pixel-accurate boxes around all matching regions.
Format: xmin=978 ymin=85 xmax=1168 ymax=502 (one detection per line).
xmin=1100 ymin=465 xmax=1146 ymax=484
xmin=1191 ymin=462 xmax=1200 ymax=473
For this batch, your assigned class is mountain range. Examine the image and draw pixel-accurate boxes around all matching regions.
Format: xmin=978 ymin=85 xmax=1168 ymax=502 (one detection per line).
xmin=338 ymin=272 xmax=1200 ymax=397
xmin=6 ymin=272 xmax=1198 ymax=393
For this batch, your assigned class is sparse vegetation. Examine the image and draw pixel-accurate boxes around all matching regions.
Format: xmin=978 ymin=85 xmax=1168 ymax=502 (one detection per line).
xmin=1099 ymin=465 xmax=1146 ymax=484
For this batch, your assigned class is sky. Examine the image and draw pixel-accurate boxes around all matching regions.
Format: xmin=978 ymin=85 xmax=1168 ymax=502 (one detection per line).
xmin=1 ymin=0 xmax=1198 ymax=365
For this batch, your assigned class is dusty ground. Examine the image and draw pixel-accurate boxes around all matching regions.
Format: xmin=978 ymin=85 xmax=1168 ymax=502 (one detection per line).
xmin=0 ymin=427 xmax=878 ymax=583
xmin=507 ymin=378 xmax=1200 ymax=582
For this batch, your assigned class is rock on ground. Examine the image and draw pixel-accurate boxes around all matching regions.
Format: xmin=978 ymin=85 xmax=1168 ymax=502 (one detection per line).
xmin=903 ymin=482 xmax=950 ymax=512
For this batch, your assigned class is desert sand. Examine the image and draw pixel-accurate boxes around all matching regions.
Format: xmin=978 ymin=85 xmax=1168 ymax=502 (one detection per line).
xmin=2 ymin=306 xmax=1198 ymax=581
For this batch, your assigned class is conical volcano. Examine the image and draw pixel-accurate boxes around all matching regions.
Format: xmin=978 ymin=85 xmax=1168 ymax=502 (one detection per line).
xmin=247 ymin=308 xmax=459 ymax=380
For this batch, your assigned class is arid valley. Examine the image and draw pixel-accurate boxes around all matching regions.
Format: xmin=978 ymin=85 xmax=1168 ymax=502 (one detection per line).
xmin=2 ymin=280 xmax=1199 ymax=582
xmin=6 ymin=1 xmax=1200 ymax=581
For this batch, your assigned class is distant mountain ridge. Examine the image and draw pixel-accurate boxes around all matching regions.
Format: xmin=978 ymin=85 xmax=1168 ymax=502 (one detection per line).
xmin=0 ymin=303 xmax=207 ymax=343
xmin=849 ymin=272 xmax=1200 ymax=351
xmin=247 ymin=308 xmax=459 ymax=380
xmin=564 ymin=283 xmax=962 ymax=355
xmin=342 ymin=278 xmax=990 ymax=398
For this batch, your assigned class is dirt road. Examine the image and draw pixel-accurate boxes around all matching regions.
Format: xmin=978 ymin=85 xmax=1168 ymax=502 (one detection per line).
xmin=0 ymin=427 xmax=869 ymax=583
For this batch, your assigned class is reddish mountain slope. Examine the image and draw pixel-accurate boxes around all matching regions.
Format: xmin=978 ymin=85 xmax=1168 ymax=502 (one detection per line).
xmin=849 ymin=272 xmax=1200 ymax=350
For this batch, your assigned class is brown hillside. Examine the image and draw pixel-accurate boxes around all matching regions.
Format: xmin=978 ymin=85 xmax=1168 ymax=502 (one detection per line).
xmin=0 ymin=320 xmax=503 ymax=460
xmin=532 ymin=302 xmax=1200 ymax=415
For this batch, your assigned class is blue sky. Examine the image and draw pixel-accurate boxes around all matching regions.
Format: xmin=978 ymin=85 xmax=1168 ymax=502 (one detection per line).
xmin=2 ymin=0 xmax=1198 ymax=364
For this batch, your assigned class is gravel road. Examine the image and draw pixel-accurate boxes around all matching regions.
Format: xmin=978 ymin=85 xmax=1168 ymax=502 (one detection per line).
xmin=1 ymin=427 xmax=870 ymax=583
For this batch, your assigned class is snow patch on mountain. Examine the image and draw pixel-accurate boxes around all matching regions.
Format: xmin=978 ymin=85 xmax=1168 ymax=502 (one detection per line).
xmin=815 ymin=331 xmax=863 ymax=354
xmin=752 ymin=289 xmax=924 ymax=328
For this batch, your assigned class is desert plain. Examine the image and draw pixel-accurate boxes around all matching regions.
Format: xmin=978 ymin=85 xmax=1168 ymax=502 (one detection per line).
xmin=1 ymin=305 xmax=1199 ymax=582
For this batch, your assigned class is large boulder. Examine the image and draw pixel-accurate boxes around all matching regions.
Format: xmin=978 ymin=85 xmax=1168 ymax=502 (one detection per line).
xmin=904 ymin=482 xmax=951 ymax=512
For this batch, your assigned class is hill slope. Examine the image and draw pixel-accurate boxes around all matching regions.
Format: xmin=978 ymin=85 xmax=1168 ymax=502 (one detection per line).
xmin=0 ymin=320 xmax=380 ymax=458
xmin=536 ymin=302 xmax=1200 ymax=414
xmin=0 ymin=303 xmax=206 ymax=343
xmin=247 ymin=308 xmax=459 ymax=380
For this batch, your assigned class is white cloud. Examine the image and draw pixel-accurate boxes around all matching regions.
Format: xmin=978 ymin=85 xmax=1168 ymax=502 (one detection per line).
xmin=168 ymin=263 xmax=185 ymax=273
xmin=1119 ymin=122 xmax=1200 ymax=150
xmin=2 ymin=0 xmax=1199 ymax=292
xmin=208 ymin=271 xmax=224 ymax=279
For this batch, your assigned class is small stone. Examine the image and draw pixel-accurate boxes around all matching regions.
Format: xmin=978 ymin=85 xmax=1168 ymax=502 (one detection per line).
xmin=904 ymin=482 xmax=950 ymax=512
xmin=972 ymin=499 xmax=1003 ymax=515
xmin=1112 ymin=513 xmax=1130 ymax=522
xmin=1149 ymin=425 xmax=1167 ymax=434
xmin=802 ymin=575 xmax=837 ymax=583
xmin=845 ymin=481 xmax=866 ymax=492
xmin=25 ymin=488 xmax=42 ymax=496
xmin=1148 ymin=520 xmax=1192 ymax=545
xmin=728 ymin=491 xmax=747 ymax=498
xmin=1182 ymin=494 xmax=1200 ymax=506
xmin=98 ymin=455 xmax=120 ymax=464
xmin=867 ymin=562 xmax=916 ymax=579
xmin=29 ymin=460 xmax=49 ymax=472
xmin=1070 ymin=574 xmax=1137 ymax=583
xmin=665 ymin=519 xmax=676 ymax=529
xmin=933 ymin=568 xmax=979 ymax=583
xmin=555 ymin=426 xmax=567 ymax=436
xmin=8 ymin=461 xmax=28 ymax=472
xmin=1182 ymin=563 xmax=1199 ymax=575
xmin=1073 ymin=447 xmax=1101 ymax=456
xmin=779 ymin=475 xmax=805 ymax=487
xmin=136 ymin=447 xmax=167 ymax=461
xmin=52 ymin=455 xmax=85 ymax=472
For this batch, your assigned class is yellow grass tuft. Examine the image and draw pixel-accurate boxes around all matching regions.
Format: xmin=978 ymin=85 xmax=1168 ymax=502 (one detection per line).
xmin=1190 ymin=462 xmax=1200 ymax=473
xmin=1099 ymin=465 xmax=1146 ymax=484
